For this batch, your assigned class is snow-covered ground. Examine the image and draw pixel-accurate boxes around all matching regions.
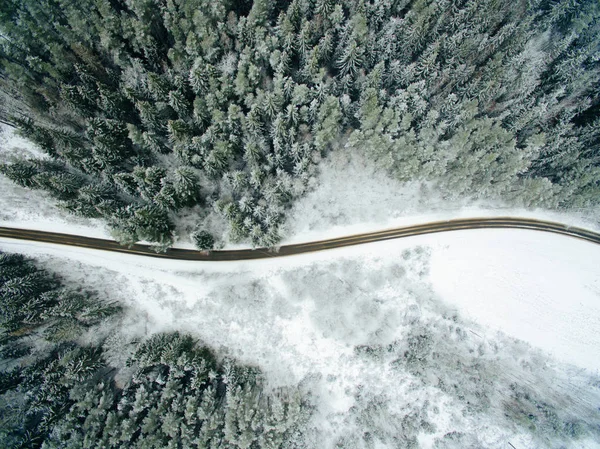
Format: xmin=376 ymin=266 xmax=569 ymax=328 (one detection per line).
xmin=430 ymin=229 xmax=600 ymax=372
xmin=283 ymin=148 xmax=600 ymax=244
xmin=2 ymin=125 xmax=600 ymax=447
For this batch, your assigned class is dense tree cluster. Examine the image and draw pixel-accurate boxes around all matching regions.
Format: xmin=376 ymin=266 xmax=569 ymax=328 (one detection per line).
xmin=44 ymin=332 xmax=307 ymax=449
xmin=1 ymin=0 xmax=599 ymax=248
xmin=192 ymin=229 xmax=216 ymax=250
xmin=0 ymin=251 xmax=121 ymax=447
xmin=0 ymin=251 xmax=119 ymax=344
xmin=0 ymin=252 xmax=309 ymax=448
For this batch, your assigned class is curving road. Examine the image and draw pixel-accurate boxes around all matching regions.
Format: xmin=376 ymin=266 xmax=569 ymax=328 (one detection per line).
xmin=0 ymin=217 xmax=599 ymax=261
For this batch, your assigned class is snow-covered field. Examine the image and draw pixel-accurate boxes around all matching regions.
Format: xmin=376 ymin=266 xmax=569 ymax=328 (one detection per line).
xmin=2 ymin=125 xmax=600 ymax=447
xmin=430 ymin=229 xmax=600 ymax=372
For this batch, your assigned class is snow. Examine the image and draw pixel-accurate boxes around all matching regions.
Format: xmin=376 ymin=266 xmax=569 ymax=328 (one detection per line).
xmin=430 ymin=229 xmax=600 ymax=372
xmin=0 ymin=124 xmax=48 ymax=160
xmin=283 ymin=148 xmax=600 ymax=244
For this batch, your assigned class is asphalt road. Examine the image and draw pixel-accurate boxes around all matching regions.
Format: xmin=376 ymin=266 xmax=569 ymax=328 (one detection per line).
xmin=0 ymin=217 xmax=599 ymax=261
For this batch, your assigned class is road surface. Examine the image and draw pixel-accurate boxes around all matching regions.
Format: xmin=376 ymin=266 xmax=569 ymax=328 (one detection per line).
xmin=0 ymin=217 xmax=599 ymax=261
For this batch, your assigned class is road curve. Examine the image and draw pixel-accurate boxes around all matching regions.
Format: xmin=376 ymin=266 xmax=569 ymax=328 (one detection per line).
xmin=0 ymin=217 xmax=599 ymax=261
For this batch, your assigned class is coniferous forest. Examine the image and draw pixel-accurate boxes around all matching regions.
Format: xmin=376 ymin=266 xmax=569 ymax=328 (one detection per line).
xmin=0 ymin=0 xmax=598 ymax=248
xmin=0 ymin=251 xmax=308 ymax=449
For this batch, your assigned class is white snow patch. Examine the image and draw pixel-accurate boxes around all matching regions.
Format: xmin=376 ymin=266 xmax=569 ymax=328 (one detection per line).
xmin=0 ymin=124 xmax=49 ymax=160
xmin=429 ymin=229 xmax=600 ymax=373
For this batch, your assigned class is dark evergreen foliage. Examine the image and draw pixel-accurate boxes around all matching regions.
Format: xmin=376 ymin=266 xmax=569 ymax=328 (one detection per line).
xmin=0 ymin=251 xmax=309 ymax=448
xmin=192 ymin=229 xmax=215 ymax=250
xmin=0 ymin=251 xmax=121 ymax=447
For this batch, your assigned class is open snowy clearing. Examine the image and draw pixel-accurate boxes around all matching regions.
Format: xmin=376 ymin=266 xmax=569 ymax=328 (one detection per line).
xmin=429 ymin=230 xmax=600 ymax=372
xmin=2 ymin=228 xmax=598 ymax=372
xmin=282 ymin=148 xmax=600 ymax=244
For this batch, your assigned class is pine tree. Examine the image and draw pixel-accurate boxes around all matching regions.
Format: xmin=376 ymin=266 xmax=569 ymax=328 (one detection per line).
xmin=172 ymin=167 xmax=201 ymax=208
xmin=192 ymin=230 xmax=215 ymax=250
xmin=314 ymin=96 xmax=343 ymax=152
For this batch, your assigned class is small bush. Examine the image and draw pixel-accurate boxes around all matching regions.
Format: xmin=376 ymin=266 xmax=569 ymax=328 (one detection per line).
xmin=192 ymin=230 xmax=215 ymax=250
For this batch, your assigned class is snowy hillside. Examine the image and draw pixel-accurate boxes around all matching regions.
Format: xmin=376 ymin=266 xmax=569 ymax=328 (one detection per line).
xmin=3 ymin=123 xmax=600 ymax=447
xmin=2 ymin=0 xmax=600 ymax=447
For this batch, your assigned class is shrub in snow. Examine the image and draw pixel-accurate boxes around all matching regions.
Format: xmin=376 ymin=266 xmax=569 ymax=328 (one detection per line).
xmin=192 ymin=229 xmax=215 ymax=250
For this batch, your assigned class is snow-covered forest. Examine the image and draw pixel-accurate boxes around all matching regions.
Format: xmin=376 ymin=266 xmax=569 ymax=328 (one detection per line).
xmin=1 ymin=0 xmax=600 ymax=448
xmin=0 ymin=0 xmax=599 ymax=248
xmin=0 ymin=250 xmax=307 ymax=448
